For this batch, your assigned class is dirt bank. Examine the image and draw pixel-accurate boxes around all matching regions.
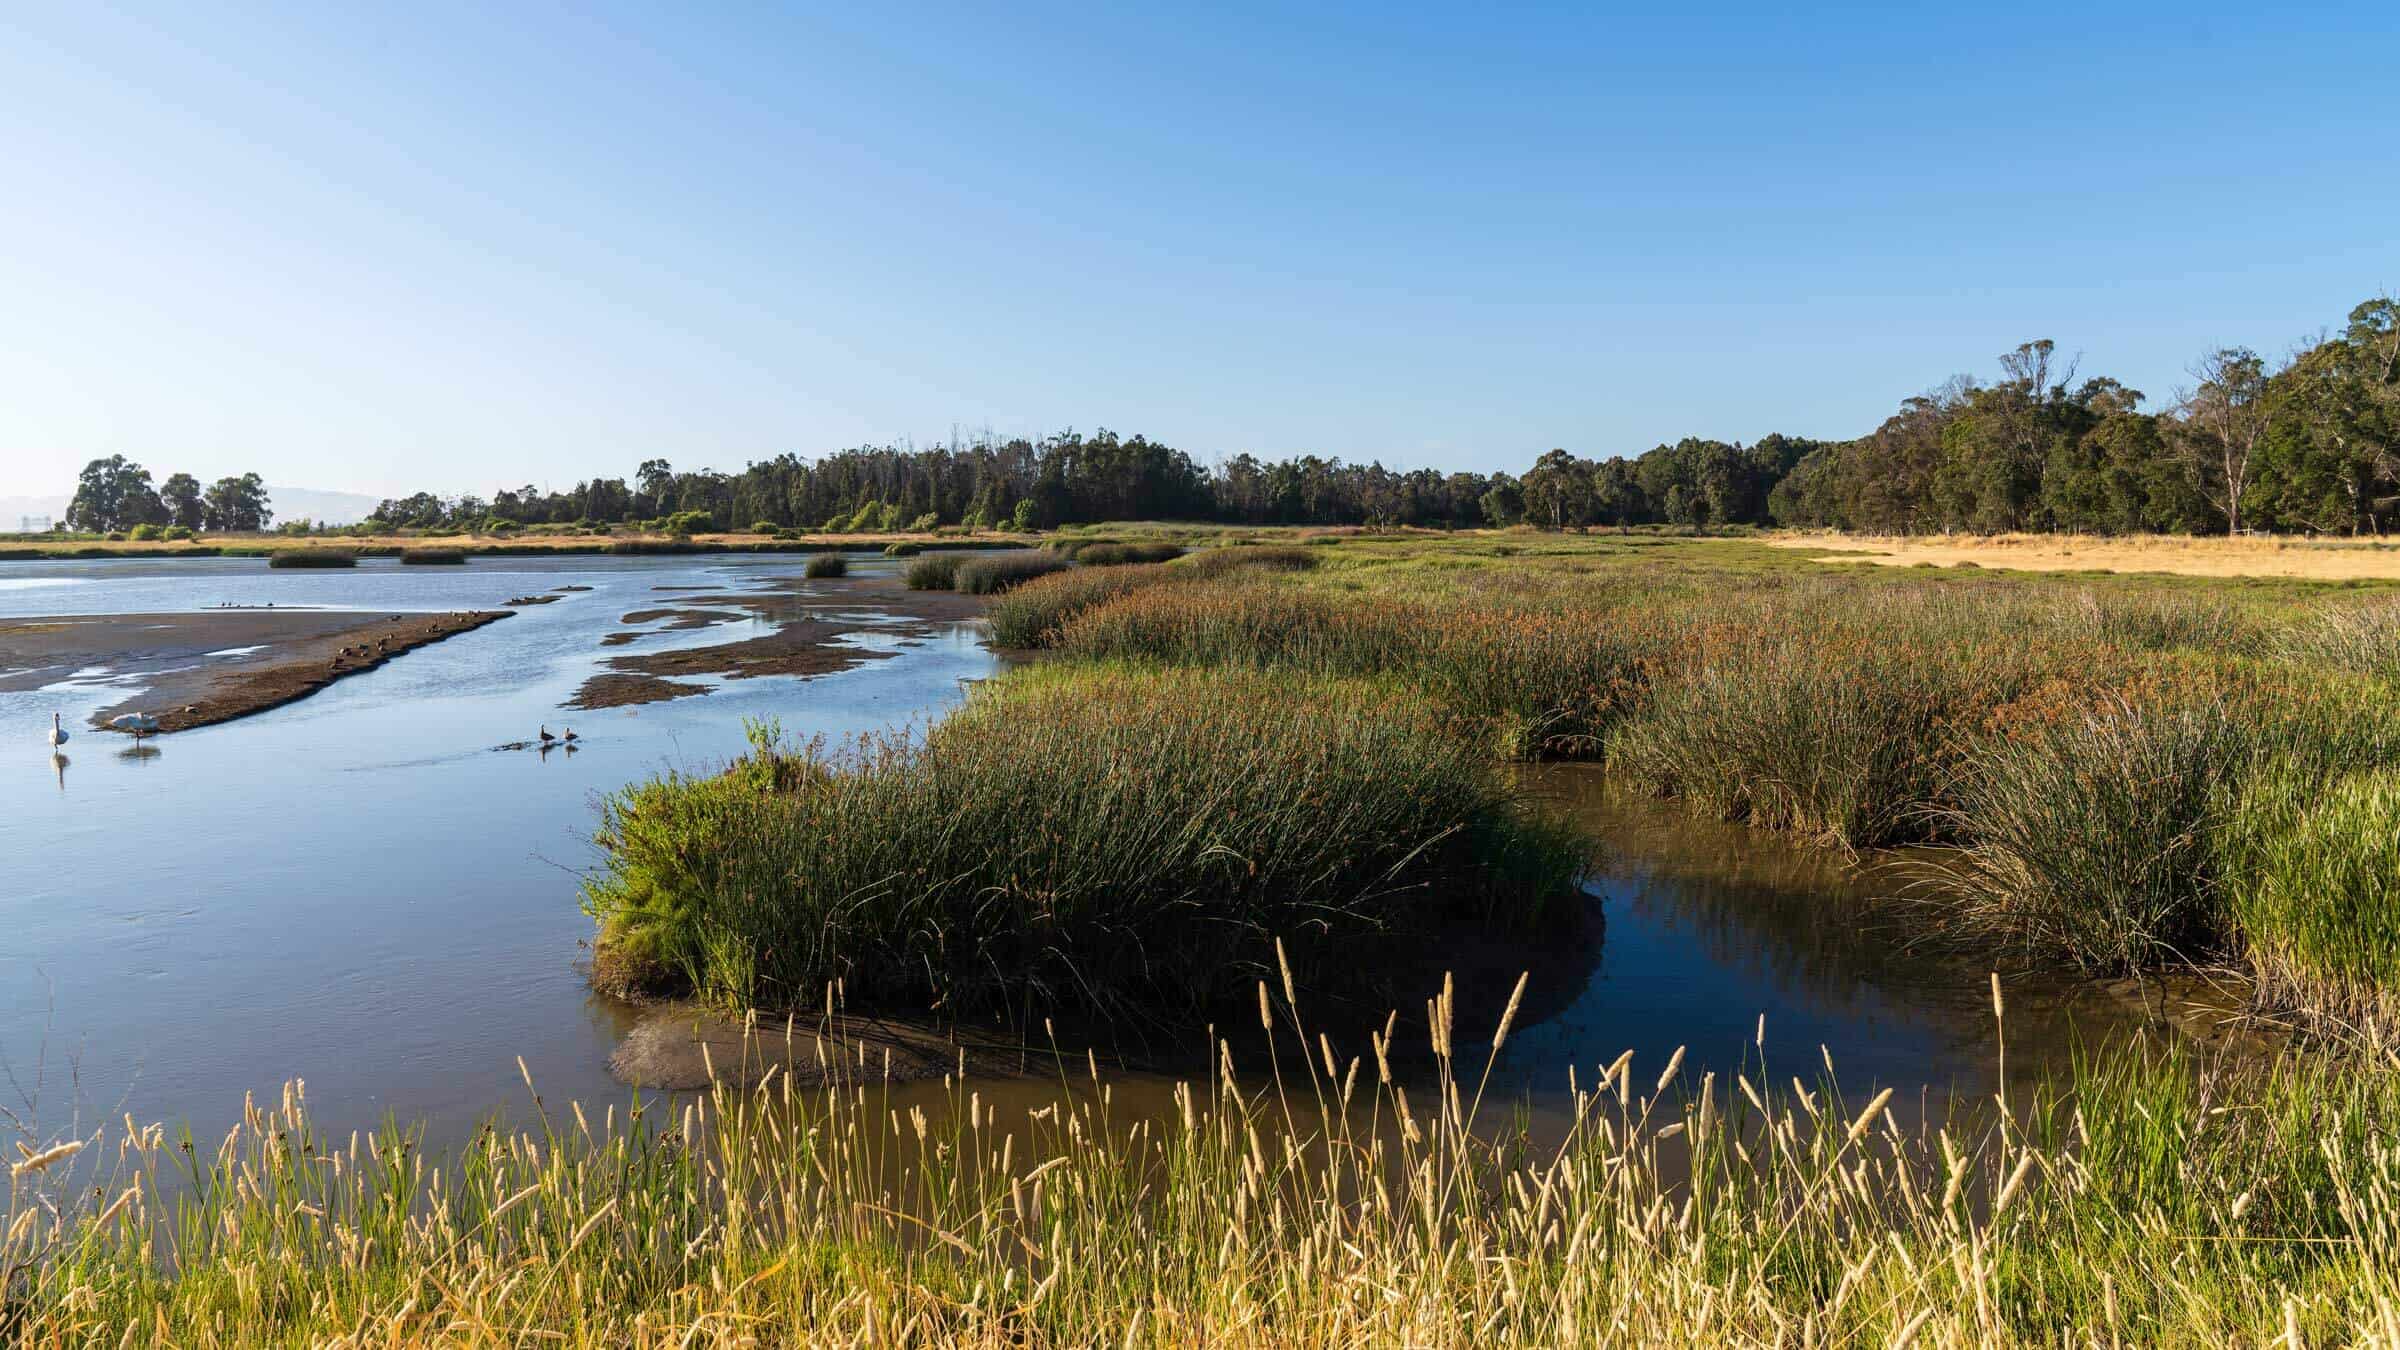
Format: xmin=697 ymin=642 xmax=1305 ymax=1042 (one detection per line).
xmin=609 ymin=1003 xmax=1060 ymax=1089
xmin=0 ymin=609 xmax=511 ymax=734
xmin=567 ymin=573 xmax=986 ymax=710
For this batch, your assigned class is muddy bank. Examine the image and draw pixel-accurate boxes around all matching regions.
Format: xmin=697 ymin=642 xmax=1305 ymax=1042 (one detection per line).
xmin=0 ymin=609 xmax=511 ymax=733
xmin=610 ymin=1003 xmax=1060 ymax=1089
xmin=567 ymin=573 xmax=986 ymax=710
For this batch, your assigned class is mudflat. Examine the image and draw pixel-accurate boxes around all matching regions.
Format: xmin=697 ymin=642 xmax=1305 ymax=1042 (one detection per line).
xmin=567 ymin=572 xmax=985 ymax=710
xmin=0 ymin=608 xmax=512 ymax=733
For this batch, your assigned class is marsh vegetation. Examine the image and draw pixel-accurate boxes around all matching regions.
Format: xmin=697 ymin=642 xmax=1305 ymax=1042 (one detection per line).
xmin=21 ymin=528 xmax=2400 ymax=1342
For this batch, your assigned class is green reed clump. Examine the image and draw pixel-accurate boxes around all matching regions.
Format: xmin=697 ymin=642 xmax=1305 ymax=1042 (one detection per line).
xmin=1181 ymin=544 xmax=1321 ymax=578
xmin=984 ymin=563 xmax=1177 ymax=647
xmin=2270 ymin=595 xmax=2400 ymax=680
xmin=804 ymin=553 xmax=849 ymax=578
xmin=2054 ymin=587 xmax=2263 ymax=654
xmin=398 ymin=547 xmax=466 ymax=564
xmin=11 ymin=991 xmax=2400 ymax=1343
xmin=903 ymin=553 xmax=962 ymax=590
xmin=584 ymin=668 xmax=1579 ymax=1021
xmin=883 ymin=540 xmax=924 ymax=556
xmin=953 ymin=552 xmax=1071 ymax=594
xmin=1933 ymin=688 xmax=2254 ymax=972
xmin=2219 ymin=765 xmax=2400 ymax=1022
xmin=1074 ymin=541 xmax=1185 ymax=566
xmin=265 ymin=546 xmax=357 ymax=568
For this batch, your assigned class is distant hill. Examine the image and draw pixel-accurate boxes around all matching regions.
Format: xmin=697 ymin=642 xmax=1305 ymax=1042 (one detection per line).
xmin=263 ymin=487 xmax=382 ymax=526
xmin=0 ymin=485 xmax=382 ymax=529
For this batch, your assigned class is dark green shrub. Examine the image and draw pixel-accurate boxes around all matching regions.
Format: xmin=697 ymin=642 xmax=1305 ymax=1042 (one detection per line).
xmin=267 ymin=547 xmax=358 ymax=568
xmin=804 ymin=554 xmax=849 ymax=579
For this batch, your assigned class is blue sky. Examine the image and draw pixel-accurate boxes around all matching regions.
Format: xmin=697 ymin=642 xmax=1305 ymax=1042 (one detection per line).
xmin=3 ymin=2 xmax=2394 ymax=499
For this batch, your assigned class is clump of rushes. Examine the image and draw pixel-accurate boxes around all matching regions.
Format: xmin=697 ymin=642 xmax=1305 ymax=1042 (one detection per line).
xmin=984 ymin=563 xmax=1178 ymax=646
xmin=1073 ymin=541 xmax=1184 ymax=565
xmin=902 ymin=553 xmax=961 ymax=590
xmin=803 ymin=553 xmax=848 ymax=579
xmin=882 ymin=541 xmax=923 ymax=557
xmin=2270 ymin=595 xmax=2400 ymax=680
xmin=2219 ymin=763 xmax=2400 ymax=1022
xmin=399 ymin=547 xmax=466 ymax=564
xmin=584 ymin=668 xmax=1580 ymax=1022
xmin=1181 ymin=544 xmax=1320 ymax=578
xmin=952 ymin=551 xmax=1071 ymax=594
xmin=266 ymin=547 xmax=357 ymax=568
xmin=1931 ymin=684 xmax=2254 ymax=972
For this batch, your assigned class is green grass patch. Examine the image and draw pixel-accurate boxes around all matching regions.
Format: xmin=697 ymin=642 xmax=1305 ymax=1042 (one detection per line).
xmin=804 ymin=553 xmax=849 ymax=579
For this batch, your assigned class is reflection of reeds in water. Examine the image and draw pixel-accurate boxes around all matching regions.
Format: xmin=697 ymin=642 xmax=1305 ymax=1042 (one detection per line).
xmin=7 ymin=984 xmax=2394 ymax=1341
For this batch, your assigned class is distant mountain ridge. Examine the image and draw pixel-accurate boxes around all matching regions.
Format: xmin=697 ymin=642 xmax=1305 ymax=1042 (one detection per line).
xmin=0 ymin=485 xmax=383 ymax=528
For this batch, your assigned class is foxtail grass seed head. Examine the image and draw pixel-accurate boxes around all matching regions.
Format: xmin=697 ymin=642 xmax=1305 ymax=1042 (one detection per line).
xmin=1493 ymin=971 xmax=1529 ymax=1050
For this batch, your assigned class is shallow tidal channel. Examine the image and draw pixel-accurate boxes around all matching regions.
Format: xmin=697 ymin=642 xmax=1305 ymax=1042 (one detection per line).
xmin=0 ymin=553 xmax=2161 ymax=1150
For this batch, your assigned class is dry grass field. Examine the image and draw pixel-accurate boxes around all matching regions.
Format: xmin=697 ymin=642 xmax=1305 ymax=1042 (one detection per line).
xmin=1772 ymin=530 xmax=2400 ymax=581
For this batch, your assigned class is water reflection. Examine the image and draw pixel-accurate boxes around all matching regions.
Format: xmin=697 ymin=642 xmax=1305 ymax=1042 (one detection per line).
xmin=1483 ymin=765 xmax=2128 ymax=1103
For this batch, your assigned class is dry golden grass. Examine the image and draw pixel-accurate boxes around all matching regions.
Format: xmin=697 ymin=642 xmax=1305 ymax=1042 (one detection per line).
xmin=1772 ymin=530 xmax=2400 ymax=581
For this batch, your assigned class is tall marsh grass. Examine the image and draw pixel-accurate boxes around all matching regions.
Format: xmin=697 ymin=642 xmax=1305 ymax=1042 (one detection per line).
xmin=585 ymin=669 xmax=1580 ymax=1021
xmin=952 ymin=552 xmax=1071 ymax=594
xmin=9 ymin=994 xmax=2399 ymax=1343
xmin=1071 ymin=541 xmax=1184 ymax=565
xmin=2221 ymin=766 xmax=2400 ymax=1024
xmin=1932 ymin=691 xmax=2252 ymax=971
xmin=265 ymin=546 xmax=356 ymax=568
xmin=903 ymin=552 xmax=961 ymax=589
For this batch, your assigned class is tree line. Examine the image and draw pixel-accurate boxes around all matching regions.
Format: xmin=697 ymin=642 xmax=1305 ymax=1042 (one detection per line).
xmin=63 ymin=456 xmax=273 ymax=533
xmin=59 ymin=292 xmax=2396 ymax=539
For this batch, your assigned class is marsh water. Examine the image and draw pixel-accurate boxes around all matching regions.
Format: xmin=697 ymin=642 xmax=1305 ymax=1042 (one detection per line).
xmin=0 ymin=554 xmax=2148 ymax=1146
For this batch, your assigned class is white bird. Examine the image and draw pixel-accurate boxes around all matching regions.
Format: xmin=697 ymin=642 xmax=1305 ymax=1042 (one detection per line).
xmin=46 ymin=712 xmax=68 ymax=749
xmin=109 ymin=712 xmax=160 ymax=739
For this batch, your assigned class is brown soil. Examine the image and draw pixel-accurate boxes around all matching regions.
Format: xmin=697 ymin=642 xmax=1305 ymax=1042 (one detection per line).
xmin=566 ymin=573 xmax=986 ymax=710
xmin=0 ymin=610 xmax=511 ymax=734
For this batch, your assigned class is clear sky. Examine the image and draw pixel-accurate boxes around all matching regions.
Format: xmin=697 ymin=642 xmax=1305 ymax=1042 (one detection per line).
xmin=3 ymin=2 xmax=2394 ymax=499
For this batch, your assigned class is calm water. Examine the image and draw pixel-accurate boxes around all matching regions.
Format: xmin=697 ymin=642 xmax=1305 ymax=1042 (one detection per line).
xmin=0 ymin=552 xmax=994 ymax=1143
xmin=0 ymin=555 xmax=2139 ymax=1145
